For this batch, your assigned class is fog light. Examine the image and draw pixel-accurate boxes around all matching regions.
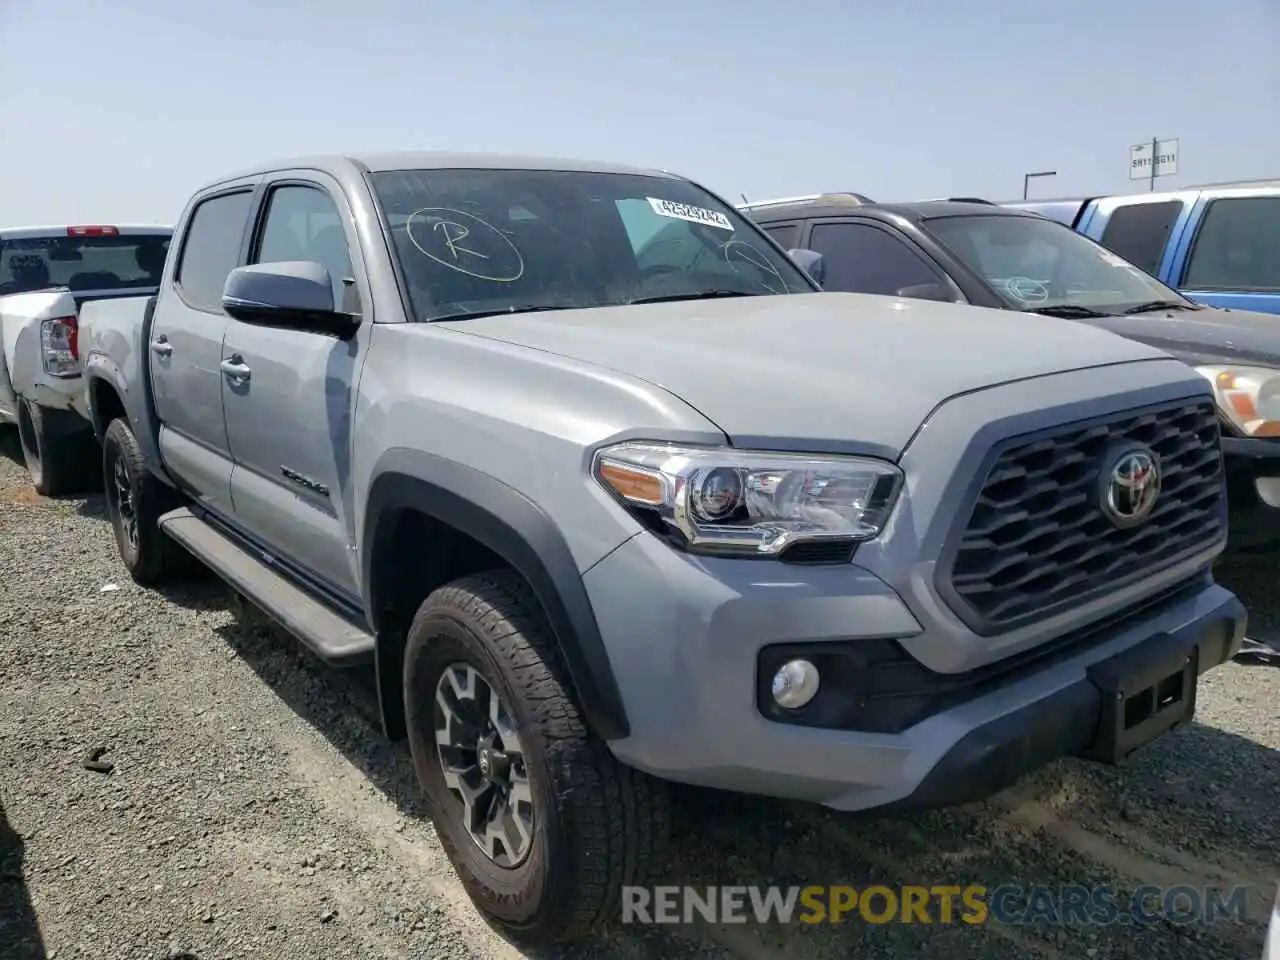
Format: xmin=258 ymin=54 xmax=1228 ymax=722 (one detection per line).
xmin=771 ymin=659 xmax=820 ymax=709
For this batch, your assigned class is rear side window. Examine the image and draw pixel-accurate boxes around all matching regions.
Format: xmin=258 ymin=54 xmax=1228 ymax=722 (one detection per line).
xmin=175 ymin=191 xmax=254 ymax=312
xmin=1183 ymin=196 xmax=1280 ymax=292
xmin=1098 ymin=201 xmax=1182 ymax=275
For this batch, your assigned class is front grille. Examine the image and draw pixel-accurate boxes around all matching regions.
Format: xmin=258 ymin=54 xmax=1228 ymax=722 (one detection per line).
xmin=941 ymin=399 xmax=1225 ymax=633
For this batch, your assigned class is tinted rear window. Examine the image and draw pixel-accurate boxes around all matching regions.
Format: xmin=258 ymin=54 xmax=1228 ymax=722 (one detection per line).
xmin=0 ymin=232 xmax=171 ymax=296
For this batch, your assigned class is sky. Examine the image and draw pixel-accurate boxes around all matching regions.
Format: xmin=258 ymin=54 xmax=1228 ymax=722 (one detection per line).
xmin=0 ymin=0 xmax=1277 ymax=226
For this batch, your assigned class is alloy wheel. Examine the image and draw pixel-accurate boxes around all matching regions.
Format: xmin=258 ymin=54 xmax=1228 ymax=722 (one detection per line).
xmin=110 ymin=454 xmax=139 ymax=552
xmin=433 ymin=662 xmax=534 ymax=868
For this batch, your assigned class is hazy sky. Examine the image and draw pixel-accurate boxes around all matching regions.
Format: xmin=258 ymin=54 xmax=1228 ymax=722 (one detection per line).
xmin=1 ymin=0 xmax=1277 ymax=226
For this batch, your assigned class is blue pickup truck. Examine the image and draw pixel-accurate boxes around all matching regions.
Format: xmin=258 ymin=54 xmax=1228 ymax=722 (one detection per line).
xmin=1007 ymin=180 xmax=1280 ymax=316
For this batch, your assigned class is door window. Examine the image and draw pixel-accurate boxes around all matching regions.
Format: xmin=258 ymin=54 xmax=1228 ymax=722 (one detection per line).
xmin=808 ymin=222 xmax=941 ymax=295
xmin=761 ymin=222 xmax=799 ymax=248
xmin=1183 ymin=196 xmax=1280 ymax=292
xmin=174 ymin=191 xmax=254 ymax=312
xmin=253 ymin=185 xmax=354 ymax=307
xmin=1097 ymin=201 xmax=1182 ymax=276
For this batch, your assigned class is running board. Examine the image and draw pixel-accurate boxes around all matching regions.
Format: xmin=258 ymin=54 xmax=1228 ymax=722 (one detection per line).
xmin=158 ymin=507 xmax=375 ymax=666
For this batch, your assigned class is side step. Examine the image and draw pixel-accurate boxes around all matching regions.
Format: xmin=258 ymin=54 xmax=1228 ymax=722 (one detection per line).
xmin=158 ymin=507 xmax=375 ymax=666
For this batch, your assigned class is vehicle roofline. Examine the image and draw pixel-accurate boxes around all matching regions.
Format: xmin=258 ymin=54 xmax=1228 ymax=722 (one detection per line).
xmin=198 ymin=151 xmax=686 ymax=192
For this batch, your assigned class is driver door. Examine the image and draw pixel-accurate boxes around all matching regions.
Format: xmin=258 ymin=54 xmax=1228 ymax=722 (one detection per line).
xmin=221 ymin=175 xmax=368 ymax=601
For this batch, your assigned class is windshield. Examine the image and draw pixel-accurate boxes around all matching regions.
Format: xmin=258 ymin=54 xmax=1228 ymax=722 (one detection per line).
xmin=926 ymin=214 xmax=1189 ymax=314
xmin=370 ymin=168 xmax=814 ymax=321
xmin=0 ymin=232 xmax=171 ymax=296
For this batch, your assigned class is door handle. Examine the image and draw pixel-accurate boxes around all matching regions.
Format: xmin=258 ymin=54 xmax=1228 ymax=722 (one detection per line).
xmin=150 ymin=336 xmax=173 ymax=357
xmin=220 ymin=356 xmax=251 ymax=382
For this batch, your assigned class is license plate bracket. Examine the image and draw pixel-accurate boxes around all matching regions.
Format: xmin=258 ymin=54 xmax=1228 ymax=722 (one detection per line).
xmin=1081 ymin=633 xmax=1198 ymax=765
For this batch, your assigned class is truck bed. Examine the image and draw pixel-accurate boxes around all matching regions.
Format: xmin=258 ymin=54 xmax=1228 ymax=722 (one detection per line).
xmin=77 ymin=293 xmax=155 ymax=432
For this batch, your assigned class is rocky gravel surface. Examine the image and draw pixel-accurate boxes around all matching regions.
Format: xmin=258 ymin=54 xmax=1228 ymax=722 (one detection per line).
xmin=0 ymin=432 xmax=1276 ymax=960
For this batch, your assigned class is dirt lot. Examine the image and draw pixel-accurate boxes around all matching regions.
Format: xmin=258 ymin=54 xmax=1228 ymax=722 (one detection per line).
xmin=1 ymin=434 xmax=1277 ymax=960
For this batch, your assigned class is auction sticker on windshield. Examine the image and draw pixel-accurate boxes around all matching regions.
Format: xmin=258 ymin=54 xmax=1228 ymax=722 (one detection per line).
xmin=648 ymin=198 xmax=734 ymax=231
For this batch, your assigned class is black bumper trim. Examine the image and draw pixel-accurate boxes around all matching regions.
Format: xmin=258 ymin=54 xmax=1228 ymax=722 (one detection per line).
xmin=881 ymin=592 xmax=1246 ymax=812
xmin=756 ymin=574 xmax=1213 ymax=736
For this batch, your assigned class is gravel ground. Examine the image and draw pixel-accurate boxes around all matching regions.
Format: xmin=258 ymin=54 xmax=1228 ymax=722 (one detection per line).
xmin=0 ymin=432 xmax=1276 ymax=960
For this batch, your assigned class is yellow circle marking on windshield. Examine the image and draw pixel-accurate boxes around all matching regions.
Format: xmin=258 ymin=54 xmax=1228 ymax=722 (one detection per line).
xmin=723 ymin=240 xmax=786 ymax=294
xmin=405 ymin=207 xmax=525 ymax=282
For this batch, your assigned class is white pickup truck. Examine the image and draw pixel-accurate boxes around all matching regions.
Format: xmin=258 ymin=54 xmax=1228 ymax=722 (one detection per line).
xmin=0 ymin=224 xmax=171 ymax=493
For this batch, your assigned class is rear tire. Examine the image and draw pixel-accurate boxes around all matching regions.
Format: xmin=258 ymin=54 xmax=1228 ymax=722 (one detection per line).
xmin=102 ymin=417 xmax=189 ymax=585
xmin=17 ymin=398 xmax=94 ymax=496
xmin=403 ymin=570 xmax=668 ymax=946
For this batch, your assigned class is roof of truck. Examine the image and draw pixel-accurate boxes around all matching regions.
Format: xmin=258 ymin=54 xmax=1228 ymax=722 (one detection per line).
xmin=1183 ymin=178 xmax=1280 ymax=190
xmin=212 ymin=151 xmax=681 ymax=185
xmin=748 ymin=197 xmax=1036 ymax=222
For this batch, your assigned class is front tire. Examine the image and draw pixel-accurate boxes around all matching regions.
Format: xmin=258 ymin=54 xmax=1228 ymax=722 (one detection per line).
xmin=403 ymin=570 xmax=668 ymax=945
xmin=101 ymin=418 xmax=187 ymax=585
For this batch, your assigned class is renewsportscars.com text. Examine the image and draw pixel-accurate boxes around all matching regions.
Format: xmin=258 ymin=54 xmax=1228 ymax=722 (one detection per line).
xmin=621 ymin=884 xmax=1252 ymax=926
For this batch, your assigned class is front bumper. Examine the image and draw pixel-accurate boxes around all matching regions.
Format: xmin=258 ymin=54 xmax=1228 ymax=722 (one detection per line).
xmin=588 ymin=533 xmax=1245 ymax=812
xmin=883 ymin=593 xmax=1243 ymax=810
xmin=1222 ymin=436 xmax=1280 ymax=555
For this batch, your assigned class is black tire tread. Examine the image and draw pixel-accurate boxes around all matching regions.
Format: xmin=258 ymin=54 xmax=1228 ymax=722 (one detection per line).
xmin=19 ymin=400 xmax=94 ymax=497
xmin=102 ymin=418 xmax=189 ymax=585
xmin=410 ymin=569 xmax=668 ymax=942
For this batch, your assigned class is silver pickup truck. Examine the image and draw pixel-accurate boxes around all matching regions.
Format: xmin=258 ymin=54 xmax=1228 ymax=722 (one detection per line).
xmin=78 ymin=151 xmax=1246 ymax=945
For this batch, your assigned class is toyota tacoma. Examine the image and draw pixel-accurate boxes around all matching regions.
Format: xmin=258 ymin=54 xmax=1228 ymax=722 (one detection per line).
xmin=79 ymin=152 xmax=1245 ymax=945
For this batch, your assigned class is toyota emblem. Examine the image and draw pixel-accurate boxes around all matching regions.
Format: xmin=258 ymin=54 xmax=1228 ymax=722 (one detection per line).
xmin=1101 ymin=447 xmax=1161 ymax=528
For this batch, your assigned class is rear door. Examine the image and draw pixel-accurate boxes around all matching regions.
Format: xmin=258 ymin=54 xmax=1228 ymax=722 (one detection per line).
xmin=1172 ymin=190 xmax=1280 ymax=314
xmin=220 ymin=173 xmax=369 ymax=601
xmin=150 ymin=184 xmax=258 ymax=516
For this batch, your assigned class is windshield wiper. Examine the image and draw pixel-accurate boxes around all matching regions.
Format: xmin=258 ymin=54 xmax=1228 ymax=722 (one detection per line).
xmin=629 ymin=288 xmax=760 ymax=305
xmin=1026 ymin=304 xmax=1110 ymax=319
xmin=430 ymin=304 xmax=569 ymax=322
xmin=1121 ymin=300 xmax=1203 ymax=315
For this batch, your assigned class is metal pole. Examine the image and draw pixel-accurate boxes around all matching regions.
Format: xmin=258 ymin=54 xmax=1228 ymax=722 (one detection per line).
xmin=1022 ymin=171 xmax=1057 ymax=201
xmin=1150 ymin=136 xmax=1158 ymax=193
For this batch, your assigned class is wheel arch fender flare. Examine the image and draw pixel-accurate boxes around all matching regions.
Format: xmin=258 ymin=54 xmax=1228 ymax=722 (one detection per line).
xmin=362 ymin=448 xmax=631 ymax=742
xmin=84 ymin=364 xmax=127 ymax=441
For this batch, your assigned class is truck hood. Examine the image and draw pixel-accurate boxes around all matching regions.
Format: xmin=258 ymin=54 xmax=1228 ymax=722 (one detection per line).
xmin=1084 ymin=305 xmax=1280 ymax=369
xmin=437 ymin=292 xmax=1171 ymax=456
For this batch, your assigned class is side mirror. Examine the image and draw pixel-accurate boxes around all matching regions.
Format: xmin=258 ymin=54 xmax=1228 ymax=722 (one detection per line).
xmin=895 ymin=282 xmax=957 ymax=303
xmin=222 ymin=261 xmax=359 ymax=339
xmin=786 ymin=248 xmax=826 ymax=286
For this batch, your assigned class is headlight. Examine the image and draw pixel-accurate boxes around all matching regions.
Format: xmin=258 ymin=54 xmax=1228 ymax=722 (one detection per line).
xmin=1196 ymin=365 xmax=1280 ymax=437
xmin=592 ymin=442 xmax=902 ymax=559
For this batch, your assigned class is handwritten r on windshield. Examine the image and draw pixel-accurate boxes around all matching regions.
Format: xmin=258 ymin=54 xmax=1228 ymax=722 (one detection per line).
xmin=434 ymin=220 xmax=489 ymax=261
